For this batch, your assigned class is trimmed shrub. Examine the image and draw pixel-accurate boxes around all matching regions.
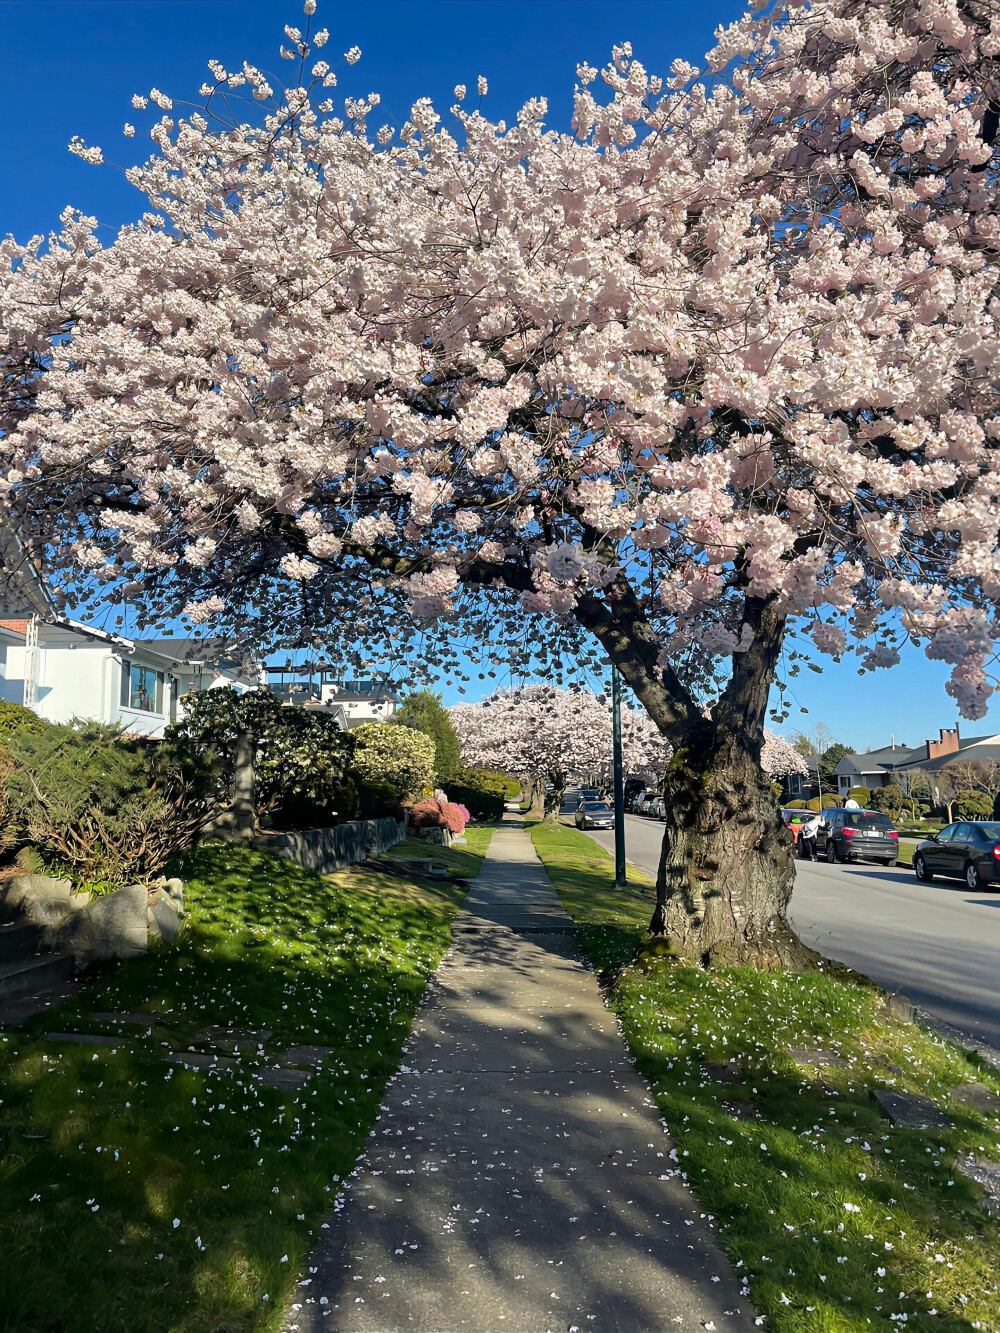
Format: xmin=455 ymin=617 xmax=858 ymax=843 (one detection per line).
xmin=847 ymin=787 xmax=871 ymax=806
xmin=447 ymin=766 xmax=512 ymax=820
xmin=785 ymin=798 xmax=805 ymax=809
xmin=820 ymin=793 xmax=842 ymax=809
xmin=353 ymin=722 xmax=435 ymax=801
xmin=166 ymin=688 xmax=355 ymax=829
xmin=805 ymin=797 xmax=822 ymax=812
xmin=442 ymin=802 xmax=467 ymax=834
xmin=869 ymin=783 xmax=907 ymax=820
xmin=408 ymin=798 xmax=447 ymax=829
xmin=955 ymin=790 xmax=993 ymax=820
xmin=356 ymin=779 xmax=400 ymax=820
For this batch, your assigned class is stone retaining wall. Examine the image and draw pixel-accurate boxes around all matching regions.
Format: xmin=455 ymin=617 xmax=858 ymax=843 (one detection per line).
xmin=264 ymin=817 xmax=407 ymax=874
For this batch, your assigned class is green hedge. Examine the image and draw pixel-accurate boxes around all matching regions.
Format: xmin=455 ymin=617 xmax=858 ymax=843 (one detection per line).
xmin=447 ymin=767 xmax=512 ymax=821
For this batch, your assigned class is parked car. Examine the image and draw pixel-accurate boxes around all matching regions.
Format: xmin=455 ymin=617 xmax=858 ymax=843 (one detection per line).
xmin=644 ymin=796 xmax=665 ymax=820
xmin=817 ymin=808 xmax=899 ymax=866
xmin=913 ymin=821 xmax=1000 ymax=890
xmin=575 ymin=800 xmax=614 ymax=830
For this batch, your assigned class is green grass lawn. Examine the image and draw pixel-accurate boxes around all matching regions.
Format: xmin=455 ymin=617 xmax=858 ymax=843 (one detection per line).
xmin=383 ymin=824 xmax=496 ymax=879
xmin=0 ymin=828 xmax=492 ymax=1333
xmin=530 ymin=823 xmax=1000 ymax=1333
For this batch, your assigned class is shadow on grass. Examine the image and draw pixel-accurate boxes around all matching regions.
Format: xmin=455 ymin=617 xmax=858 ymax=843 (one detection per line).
xmin=0 ymin=842 xmax=473 ymax=1333
xmin=529 ymin=819 xmax=1000 ymax=1332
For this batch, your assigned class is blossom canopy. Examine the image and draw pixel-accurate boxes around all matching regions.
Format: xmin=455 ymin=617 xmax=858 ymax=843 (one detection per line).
xmin=2 ymin=0 xmax=1000 ymax=742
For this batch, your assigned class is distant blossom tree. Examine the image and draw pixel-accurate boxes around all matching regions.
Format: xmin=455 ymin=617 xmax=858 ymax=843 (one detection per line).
xmin=450 ymin=686 xmax=651 ymax=818
xmin=3 ymin=0 xmax=1000 ymax=963
xmin=762 ymin=732 xmax=810 ymax=784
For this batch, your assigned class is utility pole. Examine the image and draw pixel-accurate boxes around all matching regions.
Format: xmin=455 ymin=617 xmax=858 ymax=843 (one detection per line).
xmin=612 ymin=664 xmax=627 ymax=888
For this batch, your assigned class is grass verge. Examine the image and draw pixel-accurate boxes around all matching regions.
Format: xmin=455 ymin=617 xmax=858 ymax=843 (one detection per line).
xmin=0 ymin=828 xmax=492 ymax=1333
xmin=530 ymin=823 xmax=1000 ymax=1333
xmin=383 ymin=824 xmax=496 ymax=879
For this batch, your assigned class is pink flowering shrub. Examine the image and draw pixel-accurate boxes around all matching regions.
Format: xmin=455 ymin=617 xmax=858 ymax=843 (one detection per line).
xmin=408 ymin=798 xmax=448 ymax=830
xmin=440 ymin=802 xmax=467 ymax=835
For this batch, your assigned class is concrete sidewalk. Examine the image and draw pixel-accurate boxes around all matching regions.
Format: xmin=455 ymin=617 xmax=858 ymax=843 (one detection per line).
xmin=286 ymin=819 xmax=754 ymax=1332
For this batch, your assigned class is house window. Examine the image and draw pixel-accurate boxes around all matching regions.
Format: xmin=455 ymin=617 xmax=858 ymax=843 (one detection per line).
xmin=120 ymin=662 xmax=164 ymax=713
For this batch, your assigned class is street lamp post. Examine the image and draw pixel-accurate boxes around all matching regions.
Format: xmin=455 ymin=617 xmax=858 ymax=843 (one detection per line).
xmin=611 ymin=665 xmax=627 ymax=888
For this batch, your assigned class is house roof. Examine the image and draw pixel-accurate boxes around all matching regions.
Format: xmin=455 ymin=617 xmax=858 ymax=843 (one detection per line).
xmin=835 ymin=744 xmax=922 ymax=775
xmin=913 ymin=737 xmax=1000 ymax=773
xmin=138 ymin=637 xmax=262 ymax=677
xmin=0 ymin=526 xmax=56 ymax=620
xmin=835 ymin=732 xmax=1000 ymax=778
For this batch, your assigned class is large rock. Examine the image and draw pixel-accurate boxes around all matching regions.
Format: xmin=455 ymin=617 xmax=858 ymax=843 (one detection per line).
xmin=871 ymin=1088 xmax=952 ymax=1130
xmin=3 ymin=874 xmax=88 ymax=930
xmin=63 ymin=885 xmax=148 ymax=967
xmin=148 ymin=891 xmax=182 ymax=943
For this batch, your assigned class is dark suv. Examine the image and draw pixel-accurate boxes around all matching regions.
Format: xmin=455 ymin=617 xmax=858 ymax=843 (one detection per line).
xmin=817 ymin=809 xmax=899 ymax=866
xmin=913 ymin=822 xmax=1000 ymax=890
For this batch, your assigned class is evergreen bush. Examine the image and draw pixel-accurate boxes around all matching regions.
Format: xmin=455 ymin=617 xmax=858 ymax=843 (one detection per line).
xmin=166 ymin=689 xmax=355 ymax=829
xmin=5 ymin=720 xmax=213 ymax=889
xmin=353 ymin=722 xmax=435 ymax=801
xmin=393 ymin=691 xmax=460 ymax=782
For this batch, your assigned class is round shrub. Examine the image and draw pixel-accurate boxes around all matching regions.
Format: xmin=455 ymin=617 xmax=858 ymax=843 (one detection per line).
xmin=353 ymin=722 xmax=435 ymax=801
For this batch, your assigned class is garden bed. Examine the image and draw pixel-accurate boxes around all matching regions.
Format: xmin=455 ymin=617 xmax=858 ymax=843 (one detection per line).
xmin=530 ymin=823 xmax=1000 ymax=1332
xmin=0 ymin=832 xmax=491 ymax=1333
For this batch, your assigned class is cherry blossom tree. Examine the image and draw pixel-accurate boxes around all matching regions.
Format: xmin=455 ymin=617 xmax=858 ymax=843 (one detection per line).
xmin=762 ymin=731 xmax=810 ymax=784
xmin=450 ymin=686 xmax=660 ymax=818
xmin=2 ymin=0 xmax=1000 ymax=963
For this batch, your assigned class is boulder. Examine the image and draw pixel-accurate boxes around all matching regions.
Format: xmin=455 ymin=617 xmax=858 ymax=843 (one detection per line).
xmin=879 ymin=993 xmax=916 ymax=1024
xmin=871 ymin=1088 xmax=952 ymax=1130
xmin=3 ymin=874 xmax=87 ymax=930
xmin=62 ymin=885 xmax=148 ymax=967
xmin=155 ymin=877 xmax=185 ymax=915
xmin=410 ymin=826 xmax=453 ymax=847
xmin=148 ymin=892 xmax=182 ymax=943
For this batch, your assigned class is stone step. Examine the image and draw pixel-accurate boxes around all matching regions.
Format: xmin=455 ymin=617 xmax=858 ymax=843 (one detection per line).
xmin=0 ymin=952 xmax=76 ymax=1002
xmin=0 ymin=920 xmax=41 ymax=964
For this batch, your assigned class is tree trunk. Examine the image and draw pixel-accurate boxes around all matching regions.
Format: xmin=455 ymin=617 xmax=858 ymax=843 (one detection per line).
xmin=526 ymin=779 xmax=545 ymax=820
xmin=543 ymin=770 xmax=567 ymax=822
xmin=649 ymin=740 xmax=819 ymax=970
xmin=232 ymin=730 xmax=257 ymax=840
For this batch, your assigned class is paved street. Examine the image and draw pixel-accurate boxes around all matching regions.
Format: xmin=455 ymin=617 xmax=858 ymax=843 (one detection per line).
xmin=578 ymin=803 xmax=1000 ymax=1052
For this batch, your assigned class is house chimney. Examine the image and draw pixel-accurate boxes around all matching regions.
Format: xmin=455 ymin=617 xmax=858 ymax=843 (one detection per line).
xmin=927 ymin=726 xmax=960 ymax=760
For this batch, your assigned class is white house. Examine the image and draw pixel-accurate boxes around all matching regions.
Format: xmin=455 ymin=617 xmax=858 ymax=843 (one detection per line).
xmin=0 ymin=533 xmax=264 ymax=738
xmin=268 ymin=667 xmax=397 ymax=729
xmin=0 ymin=619 xmax=264 ymax=739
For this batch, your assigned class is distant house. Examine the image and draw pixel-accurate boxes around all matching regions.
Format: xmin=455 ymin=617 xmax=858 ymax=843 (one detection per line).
xmin=268 ymin=668 xmax=397 ymax=730
xmin=833 ymin=726 xmax=1000 ymax=796
xmin=0 ymin=534 xmax=263 ymax=738
xmin=784 ymin=752 xmax=820 ymax=800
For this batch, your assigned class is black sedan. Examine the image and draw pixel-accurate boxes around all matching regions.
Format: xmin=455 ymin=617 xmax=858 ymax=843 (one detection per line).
xmin=913 ymin=821 xmax=1000 ymax=891
xmin=575 ymin=800 xmax=614 ymax=830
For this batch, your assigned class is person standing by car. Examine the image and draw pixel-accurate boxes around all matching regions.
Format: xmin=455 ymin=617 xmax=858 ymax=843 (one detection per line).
xmin=799 ymin=811 xmax=821 ymax=860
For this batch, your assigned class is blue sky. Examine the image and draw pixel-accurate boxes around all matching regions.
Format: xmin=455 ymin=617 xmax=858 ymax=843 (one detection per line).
xmin=1 ymin=0 xmax=989 ymax=750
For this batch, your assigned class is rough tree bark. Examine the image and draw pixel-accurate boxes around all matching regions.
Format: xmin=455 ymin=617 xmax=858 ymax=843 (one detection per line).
xmin=651 ymin=742 xmax=816 ymax=968
xmin=526 ymin=779 xmax=545 ymax=820
xmin=579 ymin=584 xmax=820 ymax=969
xmin=543 ymin=770 xmax=567 ymax=822
xmin=231 ymin=730 xmax=257 ymax=840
